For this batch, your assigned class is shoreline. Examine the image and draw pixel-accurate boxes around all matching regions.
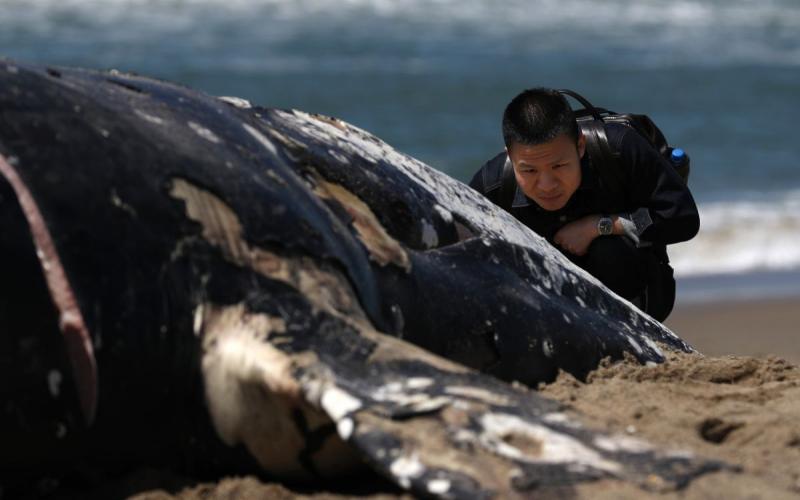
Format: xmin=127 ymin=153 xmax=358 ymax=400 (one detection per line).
xmin=666 ymin=296 xmax=800 ymax=364
xmin=674 ymin=268 xmax=800 ymax=304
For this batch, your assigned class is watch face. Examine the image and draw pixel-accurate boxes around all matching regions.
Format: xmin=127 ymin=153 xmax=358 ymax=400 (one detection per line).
xmin=599 ymin=217 xmax=613 ymax=235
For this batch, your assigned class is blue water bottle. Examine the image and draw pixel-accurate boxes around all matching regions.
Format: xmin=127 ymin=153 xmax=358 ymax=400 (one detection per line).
xmin=669 ymin=147 xmax=690 ymax=184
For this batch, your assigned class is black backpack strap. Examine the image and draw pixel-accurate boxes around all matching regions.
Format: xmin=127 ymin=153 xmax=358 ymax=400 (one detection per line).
xmin=557 ymin=89 xmax=603 ymax=120
xmin=580 ymin=119 xmax=626 ymax=202
xmin=499 ymin=154 xmax=516 ymax=211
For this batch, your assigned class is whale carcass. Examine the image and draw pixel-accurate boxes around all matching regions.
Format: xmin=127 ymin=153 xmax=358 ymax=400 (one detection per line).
xmin=0 ymin=60 xmax=724 ymax=497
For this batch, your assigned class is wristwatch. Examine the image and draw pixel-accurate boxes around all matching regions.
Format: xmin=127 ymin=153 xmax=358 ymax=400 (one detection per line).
xmin=597 ymin=216 xmax=614 ymax=236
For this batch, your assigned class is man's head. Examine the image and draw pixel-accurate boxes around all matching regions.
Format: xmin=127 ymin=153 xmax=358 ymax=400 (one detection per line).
xmin=502 ymin=88 xmax=585 ymax=211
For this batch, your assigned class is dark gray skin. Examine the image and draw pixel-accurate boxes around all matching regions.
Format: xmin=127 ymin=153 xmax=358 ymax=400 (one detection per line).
xmin=0 ymin=60 xmax=724 ymax=498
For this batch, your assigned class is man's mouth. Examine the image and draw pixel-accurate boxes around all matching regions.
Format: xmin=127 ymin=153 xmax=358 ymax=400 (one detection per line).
xmin=538 ymin=192 xmax=562 ymax=201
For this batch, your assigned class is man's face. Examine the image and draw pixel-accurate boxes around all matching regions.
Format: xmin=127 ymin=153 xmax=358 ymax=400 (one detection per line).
xmin=507 ymin=133 xmax=585 ymax=211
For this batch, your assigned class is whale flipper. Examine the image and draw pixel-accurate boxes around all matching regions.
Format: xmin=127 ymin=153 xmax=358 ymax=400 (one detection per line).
xmin=200 ymin=302 xmax=726 ymax=498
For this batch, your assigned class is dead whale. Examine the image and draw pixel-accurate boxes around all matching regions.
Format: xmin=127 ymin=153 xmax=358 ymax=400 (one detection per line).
xmin=0 ymin=60 xmax=724 ymax=497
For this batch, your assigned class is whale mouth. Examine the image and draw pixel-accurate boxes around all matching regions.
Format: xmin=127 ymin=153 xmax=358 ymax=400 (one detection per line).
xmin=0 ymin=152 xmax=98 ymax=425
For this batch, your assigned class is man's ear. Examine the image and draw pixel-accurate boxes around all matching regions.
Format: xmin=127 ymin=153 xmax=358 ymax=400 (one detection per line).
xmin=577 ymin=133 xmax=587 ymax=159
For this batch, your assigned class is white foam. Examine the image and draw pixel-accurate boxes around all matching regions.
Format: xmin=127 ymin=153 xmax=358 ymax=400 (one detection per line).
xmin=4 ymin=0 xmax=797 ymax=30
xmin=671 ymin=190 xmax=800 ymax=277
xmin=2 ymin=0 xmax=798 ymax=67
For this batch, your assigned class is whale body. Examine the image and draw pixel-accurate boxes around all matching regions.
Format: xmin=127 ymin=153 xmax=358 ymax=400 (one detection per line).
xmin=0 ymin=60 xmax=721 ymax=497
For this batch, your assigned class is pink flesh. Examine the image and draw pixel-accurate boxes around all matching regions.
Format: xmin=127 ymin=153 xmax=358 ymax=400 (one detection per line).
xmin=0 ymin=152 xmax=98 ymax=425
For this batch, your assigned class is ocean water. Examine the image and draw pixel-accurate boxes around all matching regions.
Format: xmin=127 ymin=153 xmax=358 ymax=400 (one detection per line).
xmin=2 ymin=0 xmax=799 ymax=288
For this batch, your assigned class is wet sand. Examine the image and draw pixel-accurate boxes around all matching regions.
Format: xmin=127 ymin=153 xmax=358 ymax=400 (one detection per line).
xmin=666 ymin=297 xmax=800 ymax=364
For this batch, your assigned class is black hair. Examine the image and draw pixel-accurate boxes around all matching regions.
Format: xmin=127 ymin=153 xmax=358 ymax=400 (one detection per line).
xmin=502 ymin=88 xmax=579 ymax=149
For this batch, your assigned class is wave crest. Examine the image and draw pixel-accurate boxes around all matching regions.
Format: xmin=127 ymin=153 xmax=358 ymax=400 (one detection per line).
xmin=671 ymin=190 xmax=800 ymax=277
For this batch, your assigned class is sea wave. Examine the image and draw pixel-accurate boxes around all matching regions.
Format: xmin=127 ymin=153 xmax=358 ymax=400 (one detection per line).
xmin=1 ymin=0 xmax=799 ymax=68
xmin=670 ymin=190 xmax=800 ymax=277
xmin=2 ymin=0 xmax=798 ymax=27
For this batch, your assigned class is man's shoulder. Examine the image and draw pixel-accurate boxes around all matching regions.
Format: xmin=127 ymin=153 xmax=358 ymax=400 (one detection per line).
xmin=469 ymin=151 xmax=507 ymax=194
xmin=603 ymin=122 xmax=634 ymax=153
xmin=603 ymin=121 xmax=665 ymax=161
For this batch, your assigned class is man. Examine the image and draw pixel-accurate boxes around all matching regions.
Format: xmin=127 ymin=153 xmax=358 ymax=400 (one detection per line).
xmin=469 ymin=88 xmax=699 ymax=321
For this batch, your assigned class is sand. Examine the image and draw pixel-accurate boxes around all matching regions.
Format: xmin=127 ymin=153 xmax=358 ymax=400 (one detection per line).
xmin=541 ymin=352 xmax=800 ymax=499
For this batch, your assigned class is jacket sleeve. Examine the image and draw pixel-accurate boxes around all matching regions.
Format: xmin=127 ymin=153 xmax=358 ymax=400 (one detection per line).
xmin=468 ymin=166 xmax=486 ymax=193
xmin=613 ymin=128 xmax=700 ymax=246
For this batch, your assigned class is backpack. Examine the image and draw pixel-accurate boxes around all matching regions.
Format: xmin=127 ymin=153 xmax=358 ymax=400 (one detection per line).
xmin=499 ymin=89 xmax=690 ymax=211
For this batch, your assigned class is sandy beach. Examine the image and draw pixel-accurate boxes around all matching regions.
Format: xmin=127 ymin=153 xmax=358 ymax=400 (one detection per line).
xmin=541 ymin=350 xmax=800 ymax=499
xmin=551 ymin=291 xmax=800 ymax=499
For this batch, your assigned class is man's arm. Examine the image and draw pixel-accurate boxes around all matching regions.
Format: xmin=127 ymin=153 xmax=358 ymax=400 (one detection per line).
xmin=613 ymin=127 xmax=700 ymax=246
xmin=552 ymin=127 xmax=699 ymax=256
xmin=553 ymin=214 xmax=626 ymax=256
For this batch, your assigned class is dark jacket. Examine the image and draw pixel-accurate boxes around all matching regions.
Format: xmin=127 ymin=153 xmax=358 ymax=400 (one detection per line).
xmin=468 ymin=123 xmax=700 ymax=261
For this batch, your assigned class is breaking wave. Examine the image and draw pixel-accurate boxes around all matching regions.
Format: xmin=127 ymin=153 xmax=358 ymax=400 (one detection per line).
xmin=670 ymin=190 xmax=800 ymax=277
xmin=1 ymin=0 xmax=799 ymax=68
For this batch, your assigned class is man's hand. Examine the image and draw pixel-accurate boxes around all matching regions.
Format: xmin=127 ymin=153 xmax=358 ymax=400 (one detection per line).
xmin=553 ymin=215 xmax=602 ymax=256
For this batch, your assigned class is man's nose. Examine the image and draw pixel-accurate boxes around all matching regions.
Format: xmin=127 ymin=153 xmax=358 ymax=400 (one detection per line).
xmin=537 ymin=171 xmax=558 ymax=191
